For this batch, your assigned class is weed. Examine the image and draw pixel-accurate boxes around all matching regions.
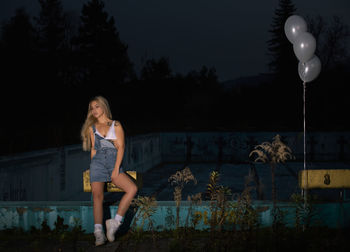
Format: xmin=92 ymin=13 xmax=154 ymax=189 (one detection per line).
xmin=131 ymin=195 xmax=158 ymax=243
xmin=291 ymin=193 xmax=319 ymax=230
xmin=168 ymin=166 xmax=197 ymax=229
xmin=249 ymin=134 xmax=295 ymax=206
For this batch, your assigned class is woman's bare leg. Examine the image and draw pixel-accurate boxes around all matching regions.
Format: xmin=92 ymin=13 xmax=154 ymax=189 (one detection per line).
xmin=111 ymin=173 xmax=138 ymax=216
xmin=91 ymin=182 xmax=105 ymax=224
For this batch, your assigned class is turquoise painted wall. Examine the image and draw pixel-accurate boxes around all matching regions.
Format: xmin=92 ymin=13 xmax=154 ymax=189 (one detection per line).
xmin=1 ymin=201 xmax=349 ymax=233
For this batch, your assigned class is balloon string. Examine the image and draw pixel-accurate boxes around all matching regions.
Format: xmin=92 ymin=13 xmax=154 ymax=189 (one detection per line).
xmin=303 ymin=81 xmax=308 ymax=204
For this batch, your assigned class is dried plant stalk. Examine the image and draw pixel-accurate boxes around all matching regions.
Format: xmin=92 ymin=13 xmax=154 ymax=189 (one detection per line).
xmin=249 ymin=134 xmax=295 ymax=206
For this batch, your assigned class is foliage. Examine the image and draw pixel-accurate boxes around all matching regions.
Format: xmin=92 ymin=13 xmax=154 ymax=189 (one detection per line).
xmin=267 ymin=0 xmax=297 ymax=77
xmin=141 ymin=57 xmax=172 ymax=81
xmin=271 ymin=206 xmax=287 ymax=233
xmin=291 ymin=193 xmax=319 ymax=230
xmin=168 ymin=166 xmax=198 ymax=188
xmin=249 ymin=134 xmax=294 ymax=164
xmin=35 ymin=0 xmax=67 ymax=52
xmin=168 ymin=167 xmax=197 ymax=229
xmin=308 ymin=15 xmax=350 ymax=71
xmin=186 ymin=171 xmax=259 ymax=235
xmin=229 ymin=187 xmax=258 ymax=233
xmin=206 ymin=171 xmax=232 ymax=231
xmin=249 ymin=135 xmax=295 ymax=205
xmin=131 ymin=195 xmax=157 ymax=234
xmin=74 ymin=0 xmax=134 ymax=88
xmin=186 ymin=192 xmax=202 ymax=230
xmin=0 ymin=215 xmax=89 ymax=251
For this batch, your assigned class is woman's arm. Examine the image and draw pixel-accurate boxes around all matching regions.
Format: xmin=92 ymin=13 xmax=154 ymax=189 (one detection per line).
xmin=89 ymin=127 xmax=96 ymax=159
xmin=112 ymin=121 xmax=125 ymax=177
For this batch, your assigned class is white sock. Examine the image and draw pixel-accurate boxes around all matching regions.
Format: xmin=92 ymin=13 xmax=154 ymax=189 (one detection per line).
xmin=94 ymin=224 xmax=103 ymax=232
xmin=114 ymin=214 xmax=123 ymax=223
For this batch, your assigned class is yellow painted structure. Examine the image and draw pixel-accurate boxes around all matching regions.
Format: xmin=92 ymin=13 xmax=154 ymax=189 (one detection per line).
xmin=83 ymin=170 xmax=140 ymax=192
xmin=299 ymin=169 xmax=350 ymax=189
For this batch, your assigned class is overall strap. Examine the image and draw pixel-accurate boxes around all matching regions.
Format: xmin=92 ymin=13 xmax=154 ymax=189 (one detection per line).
xmin=92 ymin=124 xmax=100 ymax=150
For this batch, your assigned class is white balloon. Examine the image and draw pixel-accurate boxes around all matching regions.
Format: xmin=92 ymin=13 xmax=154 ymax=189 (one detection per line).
xmin=298 ymin=55 xmax=321 ymax=82
xmin=293 ymin=32 xmax=316 ymax=63
xmin=284 ymin=15 xmax=308 ymax=44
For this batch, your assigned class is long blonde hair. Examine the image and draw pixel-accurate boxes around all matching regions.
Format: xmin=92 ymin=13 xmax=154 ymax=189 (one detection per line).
xmin=80 ymin=96 xmax=113 ymax=151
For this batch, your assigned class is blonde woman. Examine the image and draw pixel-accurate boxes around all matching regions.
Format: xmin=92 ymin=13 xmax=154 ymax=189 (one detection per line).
xmin=81 ymin=96 xmax=137 ymax=246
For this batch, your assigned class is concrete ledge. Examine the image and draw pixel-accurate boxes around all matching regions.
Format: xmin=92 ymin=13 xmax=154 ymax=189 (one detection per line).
xmin=1 ymin=200 xmax=349 ymax=233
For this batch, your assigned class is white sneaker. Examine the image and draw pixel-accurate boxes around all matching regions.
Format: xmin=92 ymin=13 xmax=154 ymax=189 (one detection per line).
xmin=94 ymin=229 xmax=107 ymax=246
xmin=105 ymin=219 xmax=121 ymax=242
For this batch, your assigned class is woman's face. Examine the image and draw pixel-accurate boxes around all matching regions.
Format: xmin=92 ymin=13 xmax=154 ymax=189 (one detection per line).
xmin=90 ymin=100 xmax=104 ymax=118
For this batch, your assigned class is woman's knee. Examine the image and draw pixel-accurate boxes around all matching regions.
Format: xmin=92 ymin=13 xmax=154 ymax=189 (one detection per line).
xmin=92 ymin=190 xmax=104 ymax=203
xmin=128 ymin=184 xmax=138 ymax=196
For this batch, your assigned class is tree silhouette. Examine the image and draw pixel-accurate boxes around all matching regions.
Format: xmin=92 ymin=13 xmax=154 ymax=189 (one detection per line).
xmin=1 ymin=8 xmax=37 ymax=119
xmin=265 ymin=0 xmax=302 ymax=129
xmin=306 ymin=15 xmax=350 ymax=131
xmin=141 ymin=57 xmax=172 ymax=81
xmin=267 ymin=0 xmax=297 ymax=79
xmin=36 ymin=0 xmax=66 ymax=52
xmin=181 ymin=66 xmax=220 ymax=128
xmin=309 ymin=16 xmax=350 ymax=71
xmin=35 ymin=0 xmax=67 ymax=84
xmin=74 ymin=0 xmax=134 ymax=97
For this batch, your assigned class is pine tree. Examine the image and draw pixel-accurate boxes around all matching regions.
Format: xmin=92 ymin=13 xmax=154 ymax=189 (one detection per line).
xmin=74 ymin=0 xmax=134 ymax=95
xmin=265 ymin=0 xmax=302 ymax=130
xmin=33 ymin=0 xmax=72 ymax=127
xmin=35 ymin=0 xmax=66 ymax=53
xmin=267 ymin=0 xmax=297 ymax=79
xmin=1 ymin=8 xmax=37 ymax=79
xmin=1 ymin=8 xmax=36 ymax=52
xmin=1 ymin=8 xmax=37 ymax=120
xmin=34 ymin=0 xmax=70 ymax=94
xmin=141 ymin=57 xmax=172 ymax=81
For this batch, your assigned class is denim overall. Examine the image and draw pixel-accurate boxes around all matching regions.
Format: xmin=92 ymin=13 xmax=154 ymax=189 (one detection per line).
xmin=90 ymin=124 xmax=124 ymax=183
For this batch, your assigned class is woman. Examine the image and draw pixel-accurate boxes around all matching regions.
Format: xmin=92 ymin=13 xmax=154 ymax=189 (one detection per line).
xmin=81 ymin=96 xmax=137 ymax=246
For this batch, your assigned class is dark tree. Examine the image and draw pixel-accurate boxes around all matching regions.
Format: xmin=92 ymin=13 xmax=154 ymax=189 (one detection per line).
xmin=185 ymin=66 xmax=219 ymax=91
xmin=1 ymin=8 xmax=36 ymax=52
xmin=0 ymin=8 xmax=37 ymax=117
xmin=136 ymin=57 xmax=174 ymax=129
xmin=264 ymin=0 xmax=303 ymax=130
xmin=307 ymin=15 xmax=350 ymax=71
xmin=306 ymin=16 xmax=350 ymax=130
xmin=182 ymin=66 xmax=221 ymax=129
xmin=74 ymin=0 xmax=134 ymax=97
xmin=32 ymin=0 xmax=77 ymax=147
xmin=36 ymin=0 xmax=66 ymax=53
xmin=141 ymin=57 xmax=172 ymax=81
xmin=0 ymin=8 xmax=50 ymax=154
xmin=35 ymin=0 xmax=68 ymax=84
xmin=319 ymin=16 xmax=349 ymax=70
xmin=267 ymin=0 xmax=297 ymax=79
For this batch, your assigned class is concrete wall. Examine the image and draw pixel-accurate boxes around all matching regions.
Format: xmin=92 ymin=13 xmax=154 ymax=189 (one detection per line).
xmin=0 ymin=133 xmax=162 ymax=201
xmin=1 ymin=200 xmax=349 ymax=233
xmin=160 ymin=132 xmax=350 ymax=163
xmin=0 ymin=132 xmax=349 ymax=201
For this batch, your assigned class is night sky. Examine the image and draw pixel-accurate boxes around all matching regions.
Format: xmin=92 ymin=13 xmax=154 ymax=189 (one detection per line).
xmin=0 ymin=0 xmax=349 ymax=81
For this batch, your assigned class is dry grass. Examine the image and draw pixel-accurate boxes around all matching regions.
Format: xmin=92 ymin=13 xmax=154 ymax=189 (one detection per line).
xmin=249 ymin=134 xmax=294 ymax=164
xmin=168 ymin=166 xmax=197 ymax=229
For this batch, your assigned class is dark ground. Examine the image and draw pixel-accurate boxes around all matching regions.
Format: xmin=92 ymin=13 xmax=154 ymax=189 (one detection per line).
xmin=1 ymin=227 xmax=350 ymax=252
